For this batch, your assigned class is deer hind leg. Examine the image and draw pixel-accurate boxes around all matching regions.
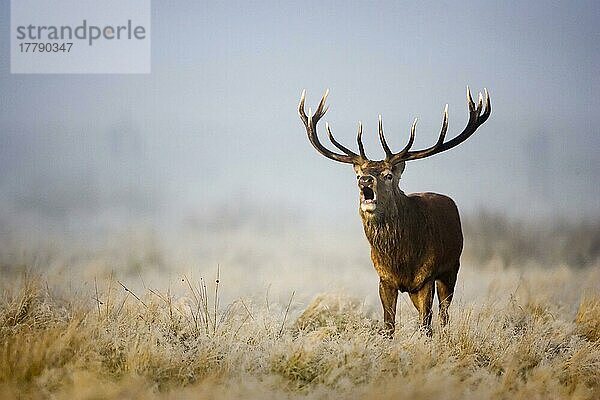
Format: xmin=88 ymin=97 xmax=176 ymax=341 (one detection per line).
xmin=436 ymin=268 xmax=458 ymax=328
xmin=409 ymin=280 xmax=435 ymax=336
xmin=379 ymin=280 xmax=398 ymax=337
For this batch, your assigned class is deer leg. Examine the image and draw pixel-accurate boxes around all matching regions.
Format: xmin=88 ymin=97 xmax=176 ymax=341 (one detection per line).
xmin=379 ymin=280 xmax=398 ymax=337
xmin=436 ymin=269 xmax=458 ymax=328
xmin=409 ymin=280 xmax=435 ymax=336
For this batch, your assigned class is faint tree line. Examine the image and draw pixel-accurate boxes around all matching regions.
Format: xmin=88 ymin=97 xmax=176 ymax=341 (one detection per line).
xmin=463 ymin=211 xmax=600 ymax=268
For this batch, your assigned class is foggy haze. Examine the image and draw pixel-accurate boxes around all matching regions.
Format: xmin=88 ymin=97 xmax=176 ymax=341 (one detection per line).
xmin=1 ymin=1 xmax=599 ymax=230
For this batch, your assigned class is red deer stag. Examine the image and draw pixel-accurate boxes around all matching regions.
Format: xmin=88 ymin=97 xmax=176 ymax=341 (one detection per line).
xmin=299 ymin=87 xmax=491 ymax=336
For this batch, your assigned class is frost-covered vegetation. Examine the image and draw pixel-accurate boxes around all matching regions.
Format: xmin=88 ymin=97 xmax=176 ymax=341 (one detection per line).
xmin=0 ymin=214 xmax=598 ymax=399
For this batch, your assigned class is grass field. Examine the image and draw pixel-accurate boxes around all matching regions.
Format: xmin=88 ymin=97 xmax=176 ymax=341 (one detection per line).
xmin=1 ymin=216 xmax=599 ymax=399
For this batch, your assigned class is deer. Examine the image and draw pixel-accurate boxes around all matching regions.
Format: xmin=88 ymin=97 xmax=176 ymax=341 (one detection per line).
xmin=298 ymin=87 xmax=491 ymax=336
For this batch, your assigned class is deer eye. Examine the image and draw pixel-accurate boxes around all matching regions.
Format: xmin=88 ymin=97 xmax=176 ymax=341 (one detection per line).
xmin=384 ymin=173 xmax=393 ymax=180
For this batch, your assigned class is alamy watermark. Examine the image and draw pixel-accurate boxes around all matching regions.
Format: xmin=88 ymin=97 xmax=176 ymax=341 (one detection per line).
xmin=11 ymin=0 xmax=151 ymax=74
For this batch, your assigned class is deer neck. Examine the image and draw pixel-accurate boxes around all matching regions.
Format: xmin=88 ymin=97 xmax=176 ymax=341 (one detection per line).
xmin=360 ymin=188 xmax=419 ymax=248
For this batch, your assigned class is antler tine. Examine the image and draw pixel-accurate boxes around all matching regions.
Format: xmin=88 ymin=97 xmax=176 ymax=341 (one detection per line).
xmin=407 ymin=118 xmax=418 ymax=151
xmin=314 ymin=89 xmax=330 ymax=120
xmin=357 ymin=121 xmax=367 ymax=159
xmin=429 ymin=104 xmax=449 ymax=150
xmin=326 ymin=122 xmax=360 ymax=157
xmin=482 ymin=88 xmax=491 ymax=119
xmin=378 ymin=115 xmax=394 ymax=160
xmin=388 ymin=118 xmax=418 ymax=164
xmin=466 ymin=85 xmax=476 ymax=112
xmin=439 ymin=104 xmax=449 ymax=144
xmin=299 ymin=90 xmax=365 ymax=165
xmin=298 ymin=89 xmax=309 ymax=125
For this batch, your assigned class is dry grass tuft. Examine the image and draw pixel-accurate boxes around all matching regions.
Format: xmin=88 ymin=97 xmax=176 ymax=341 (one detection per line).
xmin=292 ymin=293 xmax=374 ymax=333
xmin=575 ymin=293 xmax=600 ymax=342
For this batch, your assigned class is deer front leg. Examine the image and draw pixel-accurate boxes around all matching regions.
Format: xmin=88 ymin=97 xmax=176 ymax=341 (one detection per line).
xmin=409 ymin=280 xmax=435 ymax=336
xmin=379 ymin=280 xmax=398 ymax=337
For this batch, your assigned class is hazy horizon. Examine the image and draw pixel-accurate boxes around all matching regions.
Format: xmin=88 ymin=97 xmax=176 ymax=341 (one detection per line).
xmin=1 ymin=1 xmax=599 ymax=230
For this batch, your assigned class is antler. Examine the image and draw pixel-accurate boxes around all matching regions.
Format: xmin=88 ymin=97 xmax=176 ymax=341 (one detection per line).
xmin=386 ymin=86 xmax=491 ymax=164
xmin=299 ymin=89 xmax=365 ymax=165
xmin=299 ymin=86 xmax=491 ymax=165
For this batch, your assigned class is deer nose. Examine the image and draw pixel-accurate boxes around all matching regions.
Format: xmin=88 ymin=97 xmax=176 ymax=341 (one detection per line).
xmin=359 ymin=176 xmax=374 ymax=186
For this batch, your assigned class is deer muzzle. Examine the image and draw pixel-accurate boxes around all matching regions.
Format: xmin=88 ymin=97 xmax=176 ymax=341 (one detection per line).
xmin=359 ymin=177 xmax=377 ymax=212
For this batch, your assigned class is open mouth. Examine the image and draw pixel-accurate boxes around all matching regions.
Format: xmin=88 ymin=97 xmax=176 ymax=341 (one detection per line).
xmin=360 ymin=186 xmax=377 ymax=212
xmin=362 ymin=187 xmax=375 ymax=203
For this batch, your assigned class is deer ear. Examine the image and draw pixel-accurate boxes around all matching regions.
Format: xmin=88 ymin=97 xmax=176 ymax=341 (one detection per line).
xmin=392 ymin=162 xmax=405 ymax=176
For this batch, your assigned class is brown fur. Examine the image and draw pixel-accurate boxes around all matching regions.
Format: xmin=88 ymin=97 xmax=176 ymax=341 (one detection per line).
xmin=355 ymin=160 xmax=462 ymax=336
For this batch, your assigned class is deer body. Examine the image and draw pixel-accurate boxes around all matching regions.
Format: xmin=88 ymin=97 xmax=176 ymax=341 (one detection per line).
xmin=362 ymin=192 xmax=462 ymax=293
xmin=299 ymin=87 xmax=490 ymax=335
xmin=362 ymin=190 xmax=463 ymax=334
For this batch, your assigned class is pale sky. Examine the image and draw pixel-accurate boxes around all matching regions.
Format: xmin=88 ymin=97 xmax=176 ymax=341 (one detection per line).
xmin=0 ymin=1 xmax=598 ymax=226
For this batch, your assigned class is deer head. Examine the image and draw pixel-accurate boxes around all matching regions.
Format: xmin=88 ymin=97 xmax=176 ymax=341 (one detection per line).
xmin=298 ymin=87 xmax=491 ymax=217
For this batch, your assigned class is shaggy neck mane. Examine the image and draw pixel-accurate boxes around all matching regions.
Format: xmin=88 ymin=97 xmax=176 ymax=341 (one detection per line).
xmin=361 ymin=188 xmax=426 ymax=261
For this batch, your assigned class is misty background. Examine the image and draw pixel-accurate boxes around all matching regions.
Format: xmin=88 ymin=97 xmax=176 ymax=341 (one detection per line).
xmin=0 ymin=1 xmax=598 ymax=242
